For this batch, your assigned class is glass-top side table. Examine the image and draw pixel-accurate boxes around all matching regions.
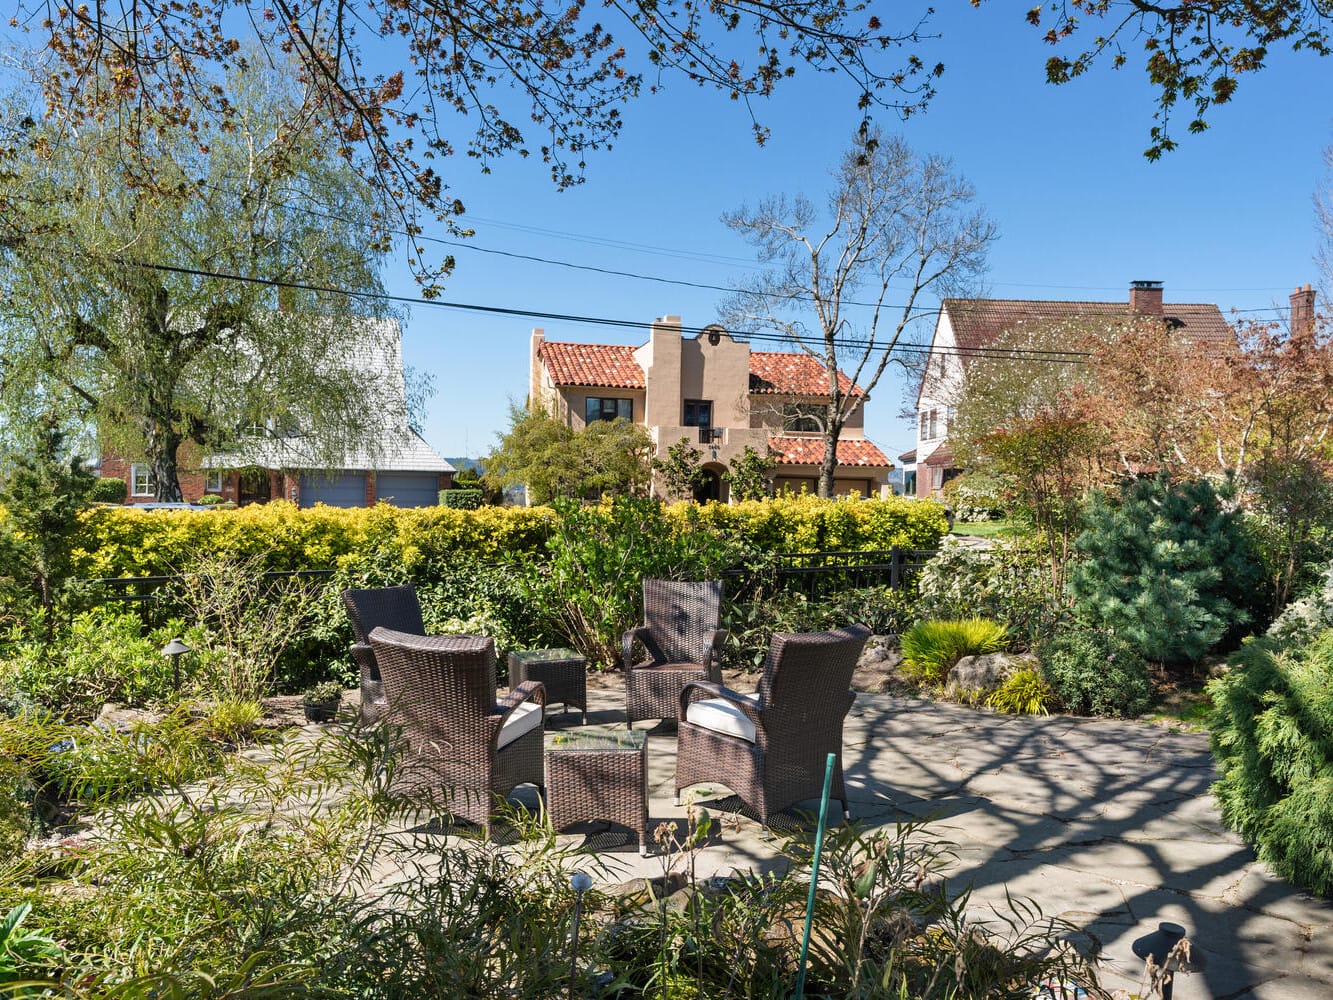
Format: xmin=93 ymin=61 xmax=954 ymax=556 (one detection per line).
xmin=545 ymin=729 xmax=649 ymax=855
xmin=508 ymin=648 xmax=588 ymax=725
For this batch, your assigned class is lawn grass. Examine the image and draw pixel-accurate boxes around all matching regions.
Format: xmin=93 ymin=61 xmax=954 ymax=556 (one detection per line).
xmin=950 ymin=520 xmax=1023 ymax=538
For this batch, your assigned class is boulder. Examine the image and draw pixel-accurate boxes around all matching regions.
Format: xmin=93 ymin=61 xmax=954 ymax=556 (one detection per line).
xmin=948 ymin=652 xmax=1037 ymax=693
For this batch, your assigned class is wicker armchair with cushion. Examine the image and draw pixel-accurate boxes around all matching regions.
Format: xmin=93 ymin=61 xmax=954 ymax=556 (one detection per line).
xmin=341 ymin=585 xmax=426 ymax=724
xmin=622 ymin=579 xmax=727 ymax=728
xmin=674 ymin=624 xmax=871 ymax=825
xmin=368 ymin=627 xmax=546 ymax=837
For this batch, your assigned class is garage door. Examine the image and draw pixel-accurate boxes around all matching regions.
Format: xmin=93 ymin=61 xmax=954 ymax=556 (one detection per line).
xmin=375 ymin=472 xmax=440 ymax=508
xmin=298 ymin=472 xmax=366 ymax=508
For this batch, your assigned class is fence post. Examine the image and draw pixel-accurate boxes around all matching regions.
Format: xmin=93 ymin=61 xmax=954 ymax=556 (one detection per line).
xmin=889 ymin=546 xmax=901 ymax=591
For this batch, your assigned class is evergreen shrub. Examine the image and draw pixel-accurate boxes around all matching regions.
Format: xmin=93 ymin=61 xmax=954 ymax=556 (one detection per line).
xmin=1209 ymin=631 xmax=1333 ymax=896
xmin=439 ymin=488 xmax=483 ymax=509
xmin=1037 ymin=627 xmax=1152 ymax=717
xmin=88 ymin=478 xmax=126 ymax=504
xmin=1068 ymin=476 xmax=1259 ymax=665
xmin=899 ymin=618 xmax=1008 ymax=684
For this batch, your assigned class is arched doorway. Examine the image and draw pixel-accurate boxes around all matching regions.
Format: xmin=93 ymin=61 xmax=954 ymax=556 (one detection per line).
xmin=693 ymin=466 xmax=724 ymax=504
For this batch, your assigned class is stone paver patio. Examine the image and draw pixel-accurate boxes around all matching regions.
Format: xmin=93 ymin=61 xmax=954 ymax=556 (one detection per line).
xmin=501 ymin=686 xmax=1333 ymax=1000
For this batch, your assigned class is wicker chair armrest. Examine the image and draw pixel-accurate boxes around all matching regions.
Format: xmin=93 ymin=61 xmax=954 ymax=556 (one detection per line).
xmin=498 ymin=679 xmax=547 ymax=715
xmin=679 ymin=680 xmax=763 ymax=725
xmin=622 ymin=626 xmax=652 ymax=670
xmin=350 ymin=642 xmax=379 ymax=682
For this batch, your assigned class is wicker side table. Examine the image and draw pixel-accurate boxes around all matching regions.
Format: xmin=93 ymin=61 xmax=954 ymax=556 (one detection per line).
xmin=545 ymin=730 xmax=649 ymax=856
xmin=509 ymin=648 xmax=587 ymax=724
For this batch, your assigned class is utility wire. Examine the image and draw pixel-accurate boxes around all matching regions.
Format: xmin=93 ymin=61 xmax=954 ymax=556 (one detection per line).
xmin=114 ymin=256 xmax=1097 ymax=363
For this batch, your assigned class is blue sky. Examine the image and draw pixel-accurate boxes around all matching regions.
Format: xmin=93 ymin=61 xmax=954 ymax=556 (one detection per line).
xmin=384 ymin=5 xmax=1331 ymax=462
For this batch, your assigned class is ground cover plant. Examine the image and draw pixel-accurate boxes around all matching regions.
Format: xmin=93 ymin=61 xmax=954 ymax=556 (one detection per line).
xmin=0 ymin=711 xmax=1104 ymax=997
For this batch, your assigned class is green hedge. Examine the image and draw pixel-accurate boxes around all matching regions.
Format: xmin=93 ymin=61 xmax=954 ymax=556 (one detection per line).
xmin=1210 ymin=631 xmax=1333 ymax=896
xmin=440 ymin=489 xmax=483 ymax=509
xmin=89 ymin=478 xmax=127 ymax=504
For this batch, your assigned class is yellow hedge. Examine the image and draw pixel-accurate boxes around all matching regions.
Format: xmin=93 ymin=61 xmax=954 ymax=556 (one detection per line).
xmin=669 ymin=494 xmax=946 ymax=553
xmin=71 ymin=496 xmax=946 ymax=578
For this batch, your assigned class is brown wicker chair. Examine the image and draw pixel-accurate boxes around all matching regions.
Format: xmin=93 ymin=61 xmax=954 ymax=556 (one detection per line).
xmin=341 ymin=585 xmax=426 ymax=724
xmin=368 ymin=627 xmax=546 ymax=837
xmin=623 ymin=579 xmax=727 ymax=728
xmin=674 ymin=624 xmax=871 ymax=825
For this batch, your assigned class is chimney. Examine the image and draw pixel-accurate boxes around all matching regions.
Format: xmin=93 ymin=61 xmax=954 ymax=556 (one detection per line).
xmin=528 ymin=327 xmax=545 ymax=408
xmin=1129 ymin=280 xmax=1164 ymax=315
xmin=1290 ymin=284 xmax=1317 ymax=336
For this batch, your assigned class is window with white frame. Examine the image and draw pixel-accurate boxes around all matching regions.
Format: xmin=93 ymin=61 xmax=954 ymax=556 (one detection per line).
xmin=919 ymin=411 xmax=929 ymax=441
xmin=130 ymin=463 xmax=155 ymax=496
xmin=204 ymin=470 xmax=224 ymax=493
xmin=928 ymin=409 xmax=938 ymax=440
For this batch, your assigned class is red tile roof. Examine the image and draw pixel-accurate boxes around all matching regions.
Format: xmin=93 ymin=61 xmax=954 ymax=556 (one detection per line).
xmin=540 ymin=342 xmax=645 ymax=389
xmin=768 ymin=436 xmax=892 ymax=468
xmin=922 ymin=444 xmax=955 ymax=468
xmin=749 ymin=351 xmax=864 ymax=396
xmin=942 ymin=298 xmax=1234 ymax=357
xmin=539 ymin=341 xmax=864 ymax=397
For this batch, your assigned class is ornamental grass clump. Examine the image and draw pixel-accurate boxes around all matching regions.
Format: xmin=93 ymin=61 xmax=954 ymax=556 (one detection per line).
xmin=899 ymin=618 xmax=1008 ymax=684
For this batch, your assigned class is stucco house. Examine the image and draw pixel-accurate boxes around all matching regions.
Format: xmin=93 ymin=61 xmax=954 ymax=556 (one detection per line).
xmin=100 ymin=318 xmax=454 ymax=508
xmin=913 ymin=280 xmax=1246 ymax=499
xmin=529 ymin=314 xmax=893 ymax=501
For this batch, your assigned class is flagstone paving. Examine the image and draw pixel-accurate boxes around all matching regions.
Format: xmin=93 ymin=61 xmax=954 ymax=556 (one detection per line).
xmin=503 ymin=687 xmax=1333 ymax=1000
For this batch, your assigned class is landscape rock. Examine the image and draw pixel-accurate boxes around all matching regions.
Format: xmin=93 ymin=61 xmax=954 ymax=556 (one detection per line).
xmin=948 ymin=652 xmax=1037 ymax=693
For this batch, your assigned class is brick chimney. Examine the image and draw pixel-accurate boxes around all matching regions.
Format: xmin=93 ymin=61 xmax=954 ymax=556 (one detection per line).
xmin=1290 ymin=284 xmax=1317 ymax=336
xmin=1129 ymin=280 xmax=1164 ymax=315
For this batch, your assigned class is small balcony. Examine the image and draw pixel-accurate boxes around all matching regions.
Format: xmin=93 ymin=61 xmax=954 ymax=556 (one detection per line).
xmin=698 ymin=427 xmax=723 ymax=445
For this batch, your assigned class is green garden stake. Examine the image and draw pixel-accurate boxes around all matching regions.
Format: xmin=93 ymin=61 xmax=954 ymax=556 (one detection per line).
xmin=794 ymin=752 xmax=836 ymax=1000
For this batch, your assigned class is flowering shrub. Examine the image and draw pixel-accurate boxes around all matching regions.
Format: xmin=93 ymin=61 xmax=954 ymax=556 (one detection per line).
xmin=915 ymin=537 xmax=1057 ymax=648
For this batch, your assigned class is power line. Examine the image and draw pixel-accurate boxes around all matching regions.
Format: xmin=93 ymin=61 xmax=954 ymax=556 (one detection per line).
xmin=116 ymin=256 xmax=1095 ymax=364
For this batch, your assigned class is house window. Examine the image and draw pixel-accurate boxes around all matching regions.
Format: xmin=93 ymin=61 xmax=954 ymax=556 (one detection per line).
xmin=130 ymin=463 xmax=155 ymax=496
xmin=204 ymin=470 xmax=224 ymax=493
xmin=585 ymin=397 xmax=633 ymax=424
xmin=929 ymin=409 xmax=938 ymax=440
xmin=919 ymin=411 xmax=929 ymax=441
xmin=683 ymin=400 xmax=712 ymax=427
xmin=783 ymin=403 xmax=823 ymax=434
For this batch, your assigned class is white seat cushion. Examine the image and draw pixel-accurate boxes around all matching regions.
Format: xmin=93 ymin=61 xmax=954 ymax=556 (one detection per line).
xmin=685 ymin=693 xmax=759 ymax=743
xmin=498 ymin=700 xmax=543 ymax=749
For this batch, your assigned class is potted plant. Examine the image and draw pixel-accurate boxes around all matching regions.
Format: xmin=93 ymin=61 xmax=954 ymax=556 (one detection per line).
xmin=302 ymin=681 xmax=343 ymax=723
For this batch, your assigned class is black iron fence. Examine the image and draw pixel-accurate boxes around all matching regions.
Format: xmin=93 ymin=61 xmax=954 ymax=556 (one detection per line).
xmin=721 ymin=547 xmax=938 ymax=602
xmin=86 ymin=549 xmax=940 ymax=615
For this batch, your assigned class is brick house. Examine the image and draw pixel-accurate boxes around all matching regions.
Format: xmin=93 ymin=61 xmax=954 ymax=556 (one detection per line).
xmin=913 ymin=280 xmax=1241 ymax=499
xmin=529 ymin=314 xmax=893 ymax=501
xmin=100 ymin=318 xmax=454 ymax=508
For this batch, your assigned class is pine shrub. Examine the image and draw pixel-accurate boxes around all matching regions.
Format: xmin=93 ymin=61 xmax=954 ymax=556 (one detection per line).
xmin=1209 ymin=631 xmax=1333 ymax=896
xmin=1037 ymin=627 xmax=1152 ymax=717
xmin=899 ymin=618 xmax=1008 ymax=684
xmin=1068 ymin=476 xmax=1259 ymax=665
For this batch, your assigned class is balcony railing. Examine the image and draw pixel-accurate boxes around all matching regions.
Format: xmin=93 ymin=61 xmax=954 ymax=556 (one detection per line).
xmin=697 ymin=427 xmax=723 ymax=444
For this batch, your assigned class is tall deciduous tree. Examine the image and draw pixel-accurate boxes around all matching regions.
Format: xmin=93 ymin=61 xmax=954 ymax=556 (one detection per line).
xmin=724 ymin=127 xmax=995 ymax=498
xmin=0 ymin=60 xmax=397 ymax=501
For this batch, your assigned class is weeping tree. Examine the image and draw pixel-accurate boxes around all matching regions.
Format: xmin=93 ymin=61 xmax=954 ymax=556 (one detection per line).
xmin=0 ymin=58 xmax=398 ymax=500
xmin=724 ymin=126 xmax=995 ymax=498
